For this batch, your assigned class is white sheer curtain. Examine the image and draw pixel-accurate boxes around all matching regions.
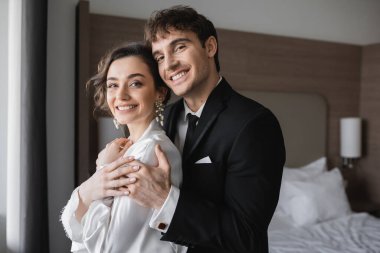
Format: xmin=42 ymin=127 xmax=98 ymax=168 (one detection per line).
xmin=7 ymin=0 xmax=49 ymax=252
xmin=7 ymin=0 xmax=22 ymax=249
xmin=0 ymin=1 xmax=9 ymax=252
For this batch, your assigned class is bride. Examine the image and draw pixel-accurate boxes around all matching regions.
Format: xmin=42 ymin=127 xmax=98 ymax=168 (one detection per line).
xmin=61 ymin=42 xmax=185 ymax=253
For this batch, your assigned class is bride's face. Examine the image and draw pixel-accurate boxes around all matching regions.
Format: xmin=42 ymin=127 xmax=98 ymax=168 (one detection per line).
xmin=106 ymin=56 xmax=161 ymax=126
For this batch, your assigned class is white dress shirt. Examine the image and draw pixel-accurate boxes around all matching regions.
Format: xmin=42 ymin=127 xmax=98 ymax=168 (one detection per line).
xmin=61 ymin=120 xmax=186 ymax=253
xmin=174 ymin=101 xmax=205 ymax=154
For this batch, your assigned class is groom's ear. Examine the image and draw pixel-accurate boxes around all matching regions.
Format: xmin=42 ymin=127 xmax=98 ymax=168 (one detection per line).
xmin=205 ymin=36 xmax=217 ymax=58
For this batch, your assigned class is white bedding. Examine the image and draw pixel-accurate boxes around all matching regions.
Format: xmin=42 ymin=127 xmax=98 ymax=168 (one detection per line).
xmin=269 ymin=213 xmax=380 ymax=253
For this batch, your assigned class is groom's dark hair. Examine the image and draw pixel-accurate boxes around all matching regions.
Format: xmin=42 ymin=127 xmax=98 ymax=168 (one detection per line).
xmin=144 ymin=5 xmax=220 ymax=72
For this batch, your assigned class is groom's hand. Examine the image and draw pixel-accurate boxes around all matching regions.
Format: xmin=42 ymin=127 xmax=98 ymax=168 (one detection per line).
xmin=125 ymin=144 xmax=171 ymax=209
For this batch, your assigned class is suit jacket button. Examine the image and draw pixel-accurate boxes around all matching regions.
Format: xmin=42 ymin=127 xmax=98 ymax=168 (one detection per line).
xmin=158 ymin=223 xmax=167 ymax=230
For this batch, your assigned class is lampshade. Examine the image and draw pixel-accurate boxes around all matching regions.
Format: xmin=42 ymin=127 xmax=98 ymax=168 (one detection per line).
xmin=340 ymin=117 xmax=361 ymax=158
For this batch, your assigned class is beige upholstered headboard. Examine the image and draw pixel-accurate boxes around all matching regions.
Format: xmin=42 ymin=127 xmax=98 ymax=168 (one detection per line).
xmin=238 ymin=91 xmax=327 ymax=167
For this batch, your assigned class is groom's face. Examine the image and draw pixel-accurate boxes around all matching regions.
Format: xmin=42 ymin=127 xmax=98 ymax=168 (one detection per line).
xmin=151 ymin=29 xmax=212 ymax=98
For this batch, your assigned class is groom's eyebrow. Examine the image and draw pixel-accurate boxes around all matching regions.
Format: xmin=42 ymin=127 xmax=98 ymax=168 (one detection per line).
xmin=152 ymin=38 xmax=192 ymax=56
xmin=170 ymin=38 xmax=191 ymax=45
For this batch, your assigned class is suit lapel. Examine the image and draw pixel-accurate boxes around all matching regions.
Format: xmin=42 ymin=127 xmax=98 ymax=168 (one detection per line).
xmin=185 ymin=79 xmax=232 ymax=159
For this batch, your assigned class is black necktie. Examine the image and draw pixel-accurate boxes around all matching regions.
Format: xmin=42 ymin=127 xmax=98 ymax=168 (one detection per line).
xmin=183 ymin=113 xmax=199 ymax=154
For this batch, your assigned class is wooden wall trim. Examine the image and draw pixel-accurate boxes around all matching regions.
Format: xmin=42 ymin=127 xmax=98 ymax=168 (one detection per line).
xmin=89 ymin=15 xmax=146 ymax=76
xmin=75 ymin=0 xmax=97 ymax=185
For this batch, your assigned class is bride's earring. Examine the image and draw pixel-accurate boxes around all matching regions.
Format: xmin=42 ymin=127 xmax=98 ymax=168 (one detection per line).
xmin=113 ymin=118 xmax=120 ymax=129
xmin=155 ymin=99 xmax=164 ymax=126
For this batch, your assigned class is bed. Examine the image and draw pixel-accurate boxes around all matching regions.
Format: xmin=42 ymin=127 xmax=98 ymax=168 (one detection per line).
xmin=238 ymin=90 xmax=380 ymax=253
xmin=267 ymin=157 xmax=380 ymax=253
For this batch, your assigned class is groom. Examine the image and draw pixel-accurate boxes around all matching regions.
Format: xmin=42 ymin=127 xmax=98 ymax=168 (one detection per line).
xmin=123 ymin=6 xmax=285 ymax=253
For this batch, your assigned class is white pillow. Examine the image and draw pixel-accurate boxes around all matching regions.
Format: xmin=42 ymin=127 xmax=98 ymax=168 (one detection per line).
xmin=283 ymin=157 xmax=327 ymax=181
xmin=283 ymin=168 xmax=351 ymax=227
xmin=275 ymin=157 xmax=327 ymax=216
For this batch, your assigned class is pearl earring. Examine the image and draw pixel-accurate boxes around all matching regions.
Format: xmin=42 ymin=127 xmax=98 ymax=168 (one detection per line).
xmin=155 ymin=100 xmax=164 ymax=126
xmin=113 ymin=118 xmax=120 ymax=129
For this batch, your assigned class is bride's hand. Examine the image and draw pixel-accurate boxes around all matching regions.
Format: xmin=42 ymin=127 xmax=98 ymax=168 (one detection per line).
xmin=78 ymin=156 xmax=139 ymax=206
xmin=96 ymin=138 xmax=132 ymax=167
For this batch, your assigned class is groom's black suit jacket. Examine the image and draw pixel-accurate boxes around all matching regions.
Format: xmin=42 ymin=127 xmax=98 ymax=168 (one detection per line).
xmin=161 ymin=78 xmax=285 ymax=253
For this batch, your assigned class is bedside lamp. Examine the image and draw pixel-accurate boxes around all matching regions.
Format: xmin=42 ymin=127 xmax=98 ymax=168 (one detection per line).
xmin=340 ymin=117 xmax=362 ymax=169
